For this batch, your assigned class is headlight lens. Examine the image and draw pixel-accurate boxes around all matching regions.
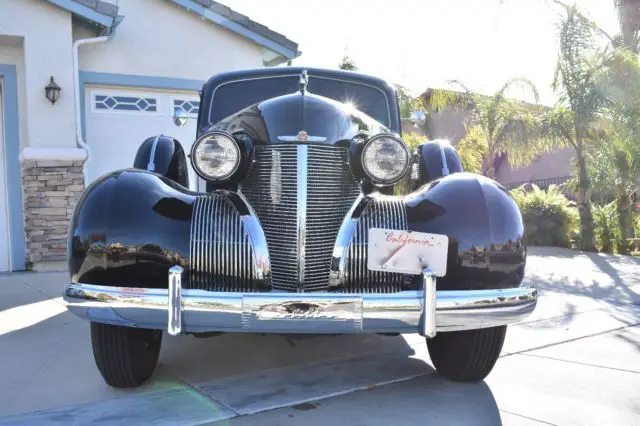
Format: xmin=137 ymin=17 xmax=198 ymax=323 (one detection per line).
xmin=362 ymin=134 xmax=409 ymax=184
xmin=191 ymin=132 xmax=240 ymax=181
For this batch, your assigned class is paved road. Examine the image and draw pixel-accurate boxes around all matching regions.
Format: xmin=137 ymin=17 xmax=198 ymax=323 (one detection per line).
xmin=0 ymin=247 xmax=638 ymax=425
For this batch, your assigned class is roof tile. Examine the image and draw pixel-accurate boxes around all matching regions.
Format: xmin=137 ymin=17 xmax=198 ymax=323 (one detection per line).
xmin=74 ymin=0 xmax=98 ymax=8
xmin=94 ymin=1 xmax=118 ymax=17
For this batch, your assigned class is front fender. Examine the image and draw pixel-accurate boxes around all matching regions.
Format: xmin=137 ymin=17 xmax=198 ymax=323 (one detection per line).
xmin=67 ymin=169 xmax=270 ymax=291
xmin=404 ymin=173 xmax=526 ymax=290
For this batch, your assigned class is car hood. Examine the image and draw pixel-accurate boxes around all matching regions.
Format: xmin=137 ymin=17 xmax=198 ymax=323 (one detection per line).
xmin=207 ymin=90 xmax=391 ymax=146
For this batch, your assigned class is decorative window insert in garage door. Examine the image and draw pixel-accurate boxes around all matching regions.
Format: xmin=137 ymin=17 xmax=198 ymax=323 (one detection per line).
xmin=172 ymin=98 xmax=200 ymax=118
xmin=92 ymin=92 xmax=159 ymax=114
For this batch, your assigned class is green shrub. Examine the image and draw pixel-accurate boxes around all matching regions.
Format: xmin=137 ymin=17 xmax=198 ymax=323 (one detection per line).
xmin=510 ymin=184 xmax=579 ymax=247
xmin=592 ymin=202 xmax=621 ymax=253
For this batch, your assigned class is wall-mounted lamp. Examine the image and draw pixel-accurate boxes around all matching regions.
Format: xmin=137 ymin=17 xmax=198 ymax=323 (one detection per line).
xmin=45 ymin=76 xmax=61 ymax=105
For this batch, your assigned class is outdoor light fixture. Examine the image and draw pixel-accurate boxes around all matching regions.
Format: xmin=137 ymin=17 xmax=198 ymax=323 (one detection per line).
xmin=45 ymin=76 xmax=61 ymax=105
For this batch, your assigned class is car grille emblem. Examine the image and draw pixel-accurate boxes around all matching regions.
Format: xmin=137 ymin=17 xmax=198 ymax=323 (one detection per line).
xmin=277 ymin=132 xmax=327 ymax=142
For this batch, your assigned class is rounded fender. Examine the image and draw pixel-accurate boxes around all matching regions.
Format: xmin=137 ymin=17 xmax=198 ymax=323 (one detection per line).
xmin=405 ymin=172 xmax=526 ymax=290
xmin=67 ymin=169 xmax=271 ymax=291
xmin=133 ymin=135 xmax=190 ymax=188
xmin=412 ymin=139 xmax=463 ymax=190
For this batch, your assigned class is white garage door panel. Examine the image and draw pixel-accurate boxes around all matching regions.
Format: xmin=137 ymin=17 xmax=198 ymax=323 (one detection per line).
xmin=85 ymin=87 xmax=202 ymax=190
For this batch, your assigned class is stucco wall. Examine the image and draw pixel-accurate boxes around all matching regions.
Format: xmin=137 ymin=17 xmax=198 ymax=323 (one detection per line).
xmin=0 ymin=43 xmax=27 ymax=148
xmin=0 ymin=0 xmax=76 ymax=149
xmin=427 ymin=109 xmax=469 ymax=144
xmin=74 ymin=0 xmax=264 ymax=80
xmin=495 ymin=148 xmax=574 ymax=185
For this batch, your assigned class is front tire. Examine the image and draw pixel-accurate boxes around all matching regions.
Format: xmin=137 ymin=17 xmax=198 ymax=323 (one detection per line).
xmin=90 ymin=322 xmax=162 ymax=388
xmin=427 ymin=325 xmax=506 ymax=382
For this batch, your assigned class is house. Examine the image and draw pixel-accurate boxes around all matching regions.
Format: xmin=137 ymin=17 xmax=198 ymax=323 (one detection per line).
xmin=401 ymin=88 xmax=573 ymax=189
xmin=0 ymin=0 xmax=299 ymax=272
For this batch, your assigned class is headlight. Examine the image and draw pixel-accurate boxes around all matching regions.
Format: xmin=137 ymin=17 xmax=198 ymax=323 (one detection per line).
xmin=191 ymin=131 xmax=240 ymax=181
xmin=362 ymin=134 xmax=409 ymax=184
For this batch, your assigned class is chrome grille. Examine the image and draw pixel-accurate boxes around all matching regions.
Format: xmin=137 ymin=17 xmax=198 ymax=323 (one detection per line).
xmin=241 ymin=146 xmax=299 ymax=291
xmin=241 ymin=145 xmax=360 ymax=291
xmin=305 ymin=146 xmax=361 ymax=290
xmin=343 ymin=197 xmax=408 ymax=293
xmin=188 ymin=195 xmax=258 ymax=292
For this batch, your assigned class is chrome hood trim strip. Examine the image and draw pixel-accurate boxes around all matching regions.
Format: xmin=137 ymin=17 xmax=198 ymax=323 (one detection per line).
xmin=296 ymin=145 xmax=308 ymax=290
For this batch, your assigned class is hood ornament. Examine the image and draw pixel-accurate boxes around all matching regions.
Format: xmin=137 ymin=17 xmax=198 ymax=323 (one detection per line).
xmin=299 ymin=70 xmax=308 ymax=93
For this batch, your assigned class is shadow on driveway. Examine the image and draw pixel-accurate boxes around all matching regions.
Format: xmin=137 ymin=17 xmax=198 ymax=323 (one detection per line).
xmin=525 ymin=247 xmax=639 ymax=313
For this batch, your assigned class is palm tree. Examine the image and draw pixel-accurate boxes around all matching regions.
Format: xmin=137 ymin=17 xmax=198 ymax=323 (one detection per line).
xmin=338 ymin=55 xmax=358 ymax=71
xmin=588 ymin=126 xmax=639 ymax=252
xmin=396 ymin=85 xmax=426 ymax=119
xmin=544 ymin=4 xmax=619 ymax=251
xmin=614 ymin=0 xmax=640 ymax=53
xmin=425 ymin=79 xmax=545 ymax=178
xmin=549 ymin=3 xmax=640 ymax=251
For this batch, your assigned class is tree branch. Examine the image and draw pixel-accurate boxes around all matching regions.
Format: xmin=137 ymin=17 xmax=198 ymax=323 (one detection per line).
xmin=548 ymin=0 xmax=616 ymax=45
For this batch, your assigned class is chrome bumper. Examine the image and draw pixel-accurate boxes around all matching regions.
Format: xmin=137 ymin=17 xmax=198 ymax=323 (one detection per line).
xmin=63 ymin=268 xmax=537 ymax=336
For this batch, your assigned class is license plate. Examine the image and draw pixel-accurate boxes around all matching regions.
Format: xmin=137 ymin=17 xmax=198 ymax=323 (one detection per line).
xmin=367 ymin=228 xmax=448 ymax=276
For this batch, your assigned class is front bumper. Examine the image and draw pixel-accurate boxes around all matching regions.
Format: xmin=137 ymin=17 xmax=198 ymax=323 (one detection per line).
xmin=64 ymin=269 xmax=537 ymax=336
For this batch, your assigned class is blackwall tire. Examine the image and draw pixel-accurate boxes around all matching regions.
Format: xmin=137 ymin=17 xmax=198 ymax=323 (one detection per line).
xmin=426 ymin=325 xmax=506 ymax=382
xmin=90 ymin=322 xmax=162 ymax=388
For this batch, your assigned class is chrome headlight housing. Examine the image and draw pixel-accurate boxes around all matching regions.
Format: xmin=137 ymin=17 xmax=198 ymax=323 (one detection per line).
xmin=361 ymin=134 xmax=409 ymax=184
xmin=191 ymin=131 xmax=241 ymax=181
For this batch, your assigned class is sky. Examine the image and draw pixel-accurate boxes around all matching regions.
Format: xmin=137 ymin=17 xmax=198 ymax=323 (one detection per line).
xmin=219 ymin=0 xmax=620 ymax=106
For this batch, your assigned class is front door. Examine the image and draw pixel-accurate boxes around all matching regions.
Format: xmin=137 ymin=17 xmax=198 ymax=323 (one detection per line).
xmin=0 ymin=83 xmax=11 ymax=272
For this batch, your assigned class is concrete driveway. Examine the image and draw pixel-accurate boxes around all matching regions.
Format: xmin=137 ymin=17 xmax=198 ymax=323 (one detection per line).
xmin=0 ymin=247 xmax=638 ymax=425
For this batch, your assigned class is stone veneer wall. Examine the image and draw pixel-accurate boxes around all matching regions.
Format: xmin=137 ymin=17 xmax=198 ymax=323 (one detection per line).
xmin=21 ymin=159 xmax=84 ymax=268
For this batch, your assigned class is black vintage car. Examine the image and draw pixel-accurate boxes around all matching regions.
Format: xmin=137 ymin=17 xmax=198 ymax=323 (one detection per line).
xmin=64 ymin=67 xmax=536 ymax=388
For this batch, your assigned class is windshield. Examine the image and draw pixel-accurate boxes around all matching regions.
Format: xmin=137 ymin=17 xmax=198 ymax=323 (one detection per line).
xmin=208 ymin=75 xmax=392 ymax=128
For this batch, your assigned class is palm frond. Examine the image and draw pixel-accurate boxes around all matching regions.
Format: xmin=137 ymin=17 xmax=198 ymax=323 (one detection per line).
xmin=497 ymin=78 xmax=541 ymax=104
xmin=423 ymin=79 xmax=479 ymax=114
xmin=456 ymin=125 xmax=487 ymax=173
xmin=542 ymin=105 xmax=575 ymax=147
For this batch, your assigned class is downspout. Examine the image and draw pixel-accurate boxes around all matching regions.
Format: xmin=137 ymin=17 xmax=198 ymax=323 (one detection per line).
xmin=73 ymin=34 xmax=111 ymax=187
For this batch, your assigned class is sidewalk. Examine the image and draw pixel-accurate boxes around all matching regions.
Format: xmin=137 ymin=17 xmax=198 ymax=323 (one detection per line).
xmin=0 ymin=247 xmax=638 ymax=425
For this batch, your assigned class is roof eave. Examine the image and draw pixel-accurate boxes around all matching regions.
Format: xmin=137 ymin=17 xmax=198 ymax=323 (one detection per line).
xmin=169 ymin=0 xmax=299 ymax=61
xmin=262 ymin=48 xmax=302 ymax=67
xmin=45 ymin=0 xmax=115 ymax=29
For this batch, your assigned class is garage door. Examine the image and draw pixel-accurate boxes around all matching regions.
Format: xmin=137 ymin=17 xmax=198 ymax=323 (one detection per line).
xmin=85 ymin=86 xmax=203 ymax=190
xmin=0 ymin=84 xmax=11 ymax=272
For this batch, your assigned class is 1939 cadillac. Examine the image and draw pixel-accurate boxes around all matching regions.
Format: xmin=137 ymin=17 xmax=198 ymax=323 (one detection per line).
xmin=64 ymin=67 xmax=537 ymax=388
